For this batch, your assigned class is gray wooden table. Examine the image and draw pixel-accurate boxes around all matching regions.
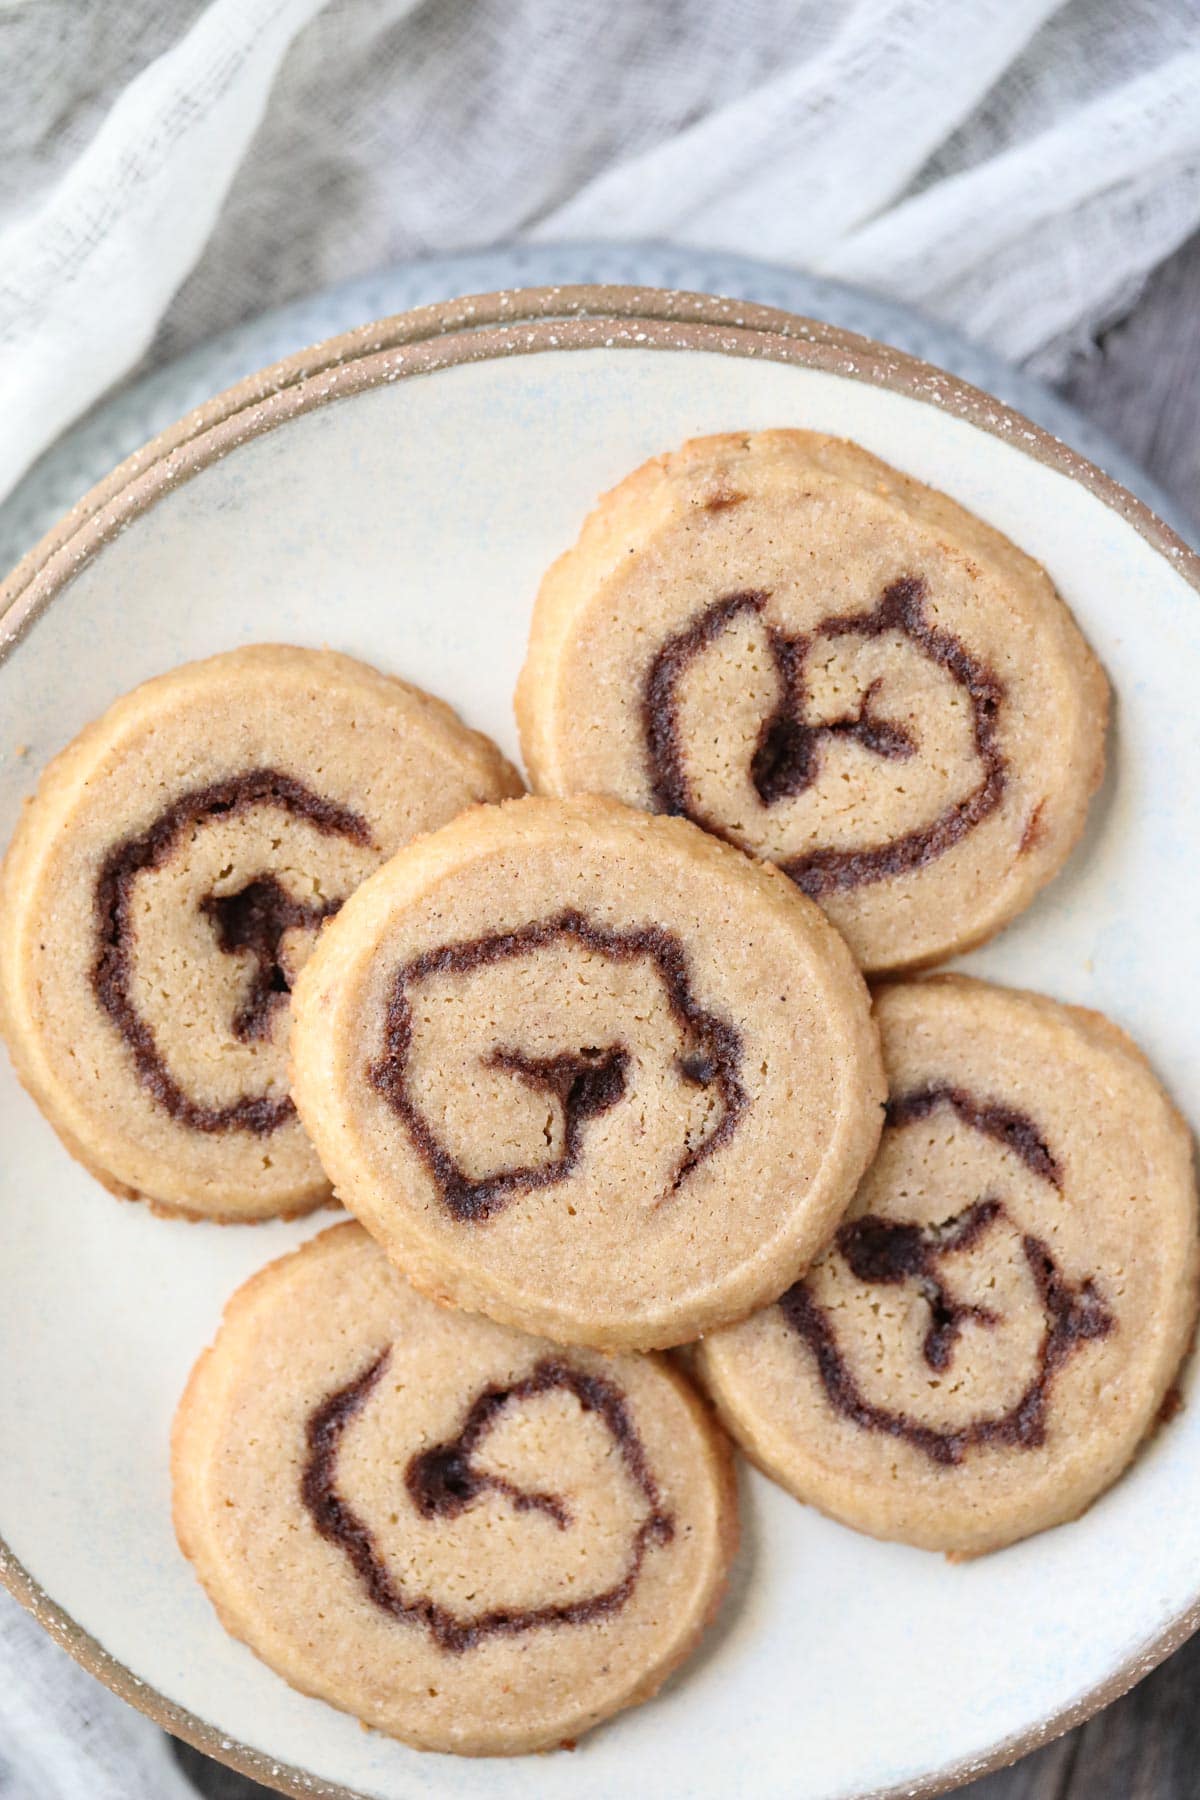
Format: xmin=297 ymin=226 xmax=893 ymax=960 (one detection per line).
xmin=174 ymin=231 xmax=1200 ymax=1800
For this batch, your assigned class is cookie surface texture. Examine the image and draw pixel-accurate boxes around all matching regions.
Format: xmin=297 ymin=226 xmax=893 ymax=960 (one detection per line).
xmin=516 ymin=430 xmax=1109 ymax=973
xmin=290 ymin=794 xmax=885 ymax=1349
xmin=697 ymin=976 xmax=1198 ymax=1555
xmin=0 ymin=645 xmax=521 ymax=1220
xmin=173 ymin=1222 xmax=738 ymax=1755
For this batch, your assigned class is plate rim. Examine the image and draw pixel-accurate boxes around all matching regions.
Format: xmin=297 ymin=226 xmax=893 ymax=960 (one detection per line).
xmin=3 ymin=283 xmax=1199 ymax=1800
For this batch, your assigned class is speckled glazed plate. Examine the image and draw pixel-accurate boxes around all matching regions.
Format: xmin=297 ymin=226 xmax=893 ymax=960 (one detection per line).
xmin=1 ymin=285 xmax=1199 ymax=1800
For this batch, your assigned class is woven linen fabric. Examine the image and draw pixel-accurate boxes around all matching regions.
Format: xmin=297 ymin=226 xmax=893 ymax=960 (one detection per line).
xmin=1 ymin=0 xmax=1199 ymax=1793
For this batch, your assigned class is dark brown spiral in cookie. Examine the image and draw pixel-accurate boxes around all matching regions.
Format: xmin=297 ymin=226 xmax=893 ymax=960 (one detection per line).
xmin=302 ymin=1354 xmax=674 ymax=1653
xmin=780 ymin=1085 xmax=1114 ymax=1465
xmin=643 ymin=575 xmax=1006 ymax=897
xmin=92 ymin=770 xmax=372 ymax=1134
xmin=368 ymin=908 xmax=747 ymax=1221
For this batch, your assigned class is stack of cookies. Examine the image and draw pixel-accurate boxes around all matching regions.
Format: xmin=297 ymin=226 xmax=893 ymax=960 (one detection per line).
xmin=2 ymin=430 xmax=1195 ymax=1758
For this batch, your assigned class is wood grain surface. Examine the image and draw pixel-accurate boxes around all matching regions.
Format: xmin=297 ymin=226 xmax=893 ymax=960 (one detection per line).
xmin=173 ymin=229 xmax=1200 ymax=1800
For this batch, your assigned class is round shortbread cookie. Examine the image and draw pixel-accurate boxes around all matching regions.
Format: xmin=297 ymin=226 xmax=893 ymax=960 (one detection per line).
xmin=290 ymin=794 xmax=885 ymax=1350
xmin=516 ymin=430 xmax=1109 ymax=974
xmin=697 ymin=977 xmax=1198 ymax=1556
xmin=0 ymin=645 xmax=521 ymax=1221
xmin=172 ymin=1222 xmax=738 ymax=1756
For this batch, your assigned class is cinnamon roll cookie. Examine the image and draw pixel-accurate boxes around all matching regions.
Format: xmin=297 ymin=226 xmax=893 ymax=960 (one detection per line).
xmin=173 ymin=1223 xmax=737 ymax=1755
xmin=0 ymin=646 xmax=520 ymax=1221
xmin=290 ymin=795 xmax=885 ymax=1349
xmin=697 ymin=977 xmax=1198 ymax=1556
xmin=516 ymin=430 xmax=1108 ymax=973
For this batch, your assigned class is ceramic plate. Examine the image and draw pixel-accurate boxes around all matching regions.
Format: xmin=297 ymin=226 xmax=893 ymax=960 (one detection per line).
xmin=2 ymin=287 xmax=1198 ymax=1800
xmin=2 ymin=242 xmax=1193 ymax=578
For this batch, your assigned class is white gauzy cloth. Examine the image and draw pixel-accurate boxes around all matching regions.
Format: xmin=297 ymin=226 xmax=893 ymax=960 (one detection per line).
xmin=0 ymin=0 xmax=1199 ymax=506
xmin=0 ymin=1594 xmax=195 ymax=1800
xmin=0 ymin=1 xmax=1199 ymax=1794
